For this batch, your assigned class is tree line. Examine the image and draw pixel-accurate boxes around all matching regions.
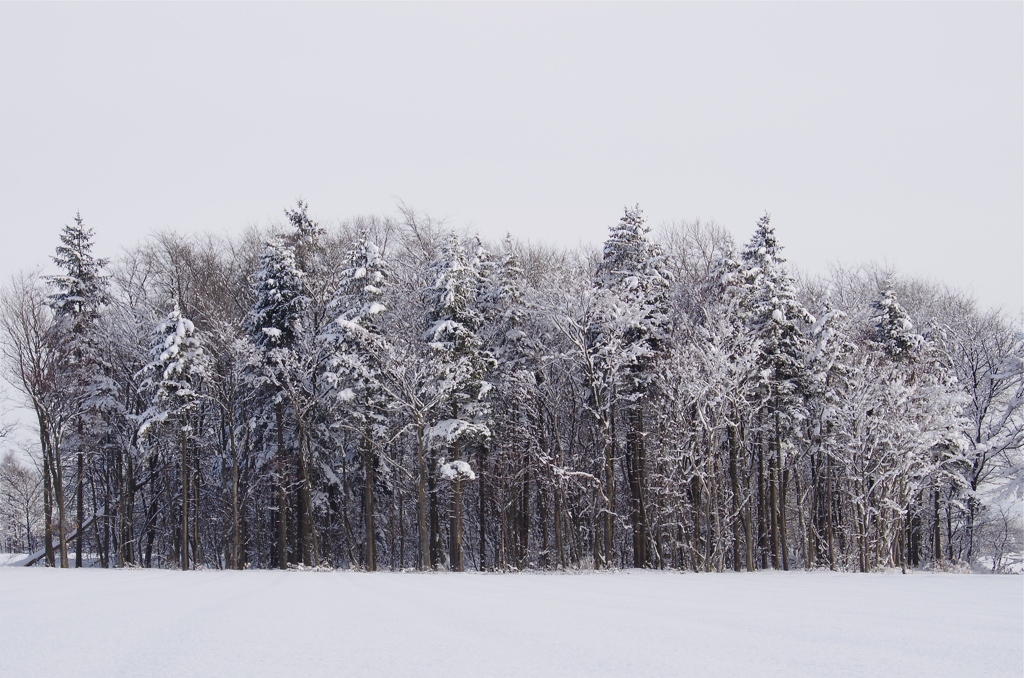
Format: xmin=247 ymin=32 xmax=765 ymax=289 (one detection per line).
xmin=1 ymin=203 xmax=1021 ymax=572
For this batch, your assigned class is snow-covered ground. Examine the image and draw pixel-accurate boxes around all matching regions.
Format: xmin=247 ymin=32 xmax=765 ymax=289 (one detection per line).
xmin=0 ymin=553 xmax=26 ymax=566
xmin=0 ymin=568 xmax=1019 ymax=678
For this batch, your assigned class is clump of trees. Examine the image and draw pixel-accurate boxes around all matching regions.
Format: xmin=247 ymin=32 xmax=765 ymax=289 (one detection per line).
xmin=1 ymin=203 xmax=1021 ymax=573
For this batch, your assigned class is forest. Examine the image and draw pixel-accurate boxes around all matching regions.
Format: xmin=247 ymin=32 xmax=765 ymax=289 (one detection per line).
xmin=0 ymin=203 xmax=1021 ymax=573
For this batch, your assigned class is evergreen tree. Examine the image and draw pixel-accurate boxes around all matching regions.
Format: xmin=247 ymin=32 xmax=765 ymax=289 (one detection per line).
xmin=47 ymin=212 xmax=109 ymax=338
xmin=871 ymin=285 xmax=923 ymax=360
xmin=326 ymin=234 xmax=390 ymax=571
xmin=45 ymin=213 xmax=110 ymax=568
xmin=478 ymin=235 xmax=536 ymax=570
xmin=738 ymin=213 xmax=814 ymax=570
xmin=140 ymin=300 xmax=206 ymax=569
xmin=422 ymin=232 xmax=493 ymax=570
xmin=594 ymin=205 xmax=671 ymax=567
xmin=249 ymin=238 xmax=306 ymax=352
xmin=248 ymin=236 xmax=308 ymax=568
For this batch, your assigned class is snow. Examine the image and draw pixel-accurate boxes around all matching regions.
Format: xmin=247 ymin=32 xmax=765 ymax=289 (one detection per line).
xmin=440 ymin=459 xmax=476 ymax=481
xmin=0 ymin=553 xmax=26 ymax=566
xmin=425 ymin=419 xmax=490 ymax=446
xmin=0 ymin=569 xmax=1018 ymax=678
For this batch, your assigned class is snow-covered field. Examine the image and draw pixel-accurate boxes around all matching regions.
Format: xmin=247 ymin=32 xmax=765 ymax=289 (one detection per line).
xmin=0 ymin=568 xmax=1020 ymax=678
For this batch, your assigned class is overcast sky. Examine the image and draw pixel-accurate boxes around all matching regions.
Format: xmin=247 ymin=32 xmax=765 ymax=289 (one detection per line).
xmin=1 ymin=2 xmax=1020 ymax=312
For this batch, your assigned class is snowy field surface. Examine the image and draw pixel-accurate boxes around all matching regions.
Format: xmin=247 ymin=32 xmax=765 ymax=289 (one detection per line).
xmin=0 ymin=569 xmax=1020 ymax=678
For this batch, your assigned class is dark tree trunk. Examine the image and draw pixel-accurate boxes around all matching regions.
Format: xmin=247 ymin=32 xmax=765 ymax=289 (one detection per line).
xmin=625 ymin=405 xmax=648 ymax=568
xmin=478 ymin=446 xmax=487 ymax=571
xmin=416 ymin=423 xmax=429 ymax=570
xmin=363 ymin=428 xmax=376 ymax=572
xmin=75 ymin=449 xmax=84 ymax=568
xmin=727 ymin=424 xmax=745 ymax=571
xmin=428 ymin=447 xmax=441 ymax=569
xmin=275 ymin=401 xmax=288 ymax=570
xmin=42 ymin=437 xmax=55 ymax=568
xmin=180 ymin=425 xmax=189 ymax=570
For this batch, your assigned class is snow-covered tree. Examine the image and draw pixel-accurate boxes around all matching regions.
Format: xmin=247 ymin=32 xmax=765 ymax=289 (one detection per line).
xmin=422 ymin=232 xmax=493 ymax=569
xmin=47 ymin=213 xmax=109 ymax=341
xmin=249 ymin=238 xmax=305 ymax=352
xmin=326 ymin=234 xmax=390 ymax=570
xmin=140 ymin=300 xmax=207 ymax=569
xmin=592 ymin=205 xmax=673 ymax=567
xmin=934 ymin=306 xmax=1023 ymax=566
xmin=43 ymin=214 xmax=111 ymax=567
xmin=3 ymin=205 xmax=1016 ymax=574
xmin=736 ymin=214 xmax=814 ymax=570
xmin=247 ymin=236 xmax=310 ymax=568
xmin=872 ymin=286 xmax=923 ymax=360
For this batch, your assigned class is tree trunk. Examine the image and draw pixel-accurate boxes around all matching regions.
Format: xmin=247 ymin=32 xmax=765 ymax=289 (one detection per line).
xmin=478 ymin=446 xmax=487 ymax=571
xmin=769 ymin=451 xmax=780 ymax=569
xmin=415 ymin=423 xmax=429 ymax=570
xmin=54 ymin=441 xmax=69 ymax=568
xmin=727 ymin=424 xmax=745 ymax=571
xmin=192 ymin=455 xmax=200 ymax=567
xmin=428 ymin=447 xmax=441 ymax=569
xmin=757 ymin=444 xmax=768 ymax=569
xmin=539 ymin=484 xmax=549 ymax=569
xmin=825 ymin=453 xmax=835 ymax=570
xmin=275 ymin=401 xmax=288 ymax=570
xmin=780 ymin=464 xmax=790 ymax=571
xmin=180 ymin=425 xmax=189 ymax=570
xmin=75 ymin=449 xmax=84 ymax=568
xmin=626 ymin=404 xmax=648 ymax=568
xmin=602 ymin=418 xmax=614 ymax=568
xmin=230 ymin=424 xmax=240 ymax=569
xmin=144 ymin=455 xmax=158 ymax=568
xmin=41 ymin=434 xmax=55 ymax=568
xmin=296 ymin=439 xmax=311 ymax=567
xmin=451 ymin=478 xmax=465 ymax=572
xmin=363 ymin=428 xmax=376 ymax=572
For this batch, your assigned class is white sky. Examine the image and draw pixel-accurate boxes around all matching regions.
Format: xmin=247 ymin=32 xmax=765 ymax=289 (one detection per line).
xmin=1 ymin=2 xmax=1021 ymax=312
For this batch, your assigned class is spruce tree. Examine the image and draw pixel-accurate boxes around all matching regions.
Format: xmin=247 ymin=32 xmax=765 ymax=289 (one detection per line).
xmin=140 ymin=301 xmax=206 ymax=569
xmin=326 ymin=234 xmax=390 ymax=571
xmin=45 ymin=213 xmax=110 ymax=568
xmin=422 ymin=232 xmax=492 ymax=570
xmin=249 ymin=238 xmax=306 ymax=352
xmin=248 ymin=236 xmax=307 ymax=568
xmin=738 ymin=213 xmax=813 ymax=570
xmin=871 ymin=285 xmax=923 ymax=360
xmin=594 ymin=205 xmax=671 ymax=567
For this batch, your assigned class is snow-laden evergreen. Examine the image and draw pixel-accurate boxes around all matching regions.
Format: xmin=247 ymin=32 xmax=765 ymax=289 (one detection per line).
xmin=140 ymin=301 xmax=206 ymax=433
xmin=872 ymin=285 xmax=924 ymax=360
xmin=249 ymin=238 xmax=305 ymax=351
xmin=422 ymin=232 xmax=494 ymax=448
